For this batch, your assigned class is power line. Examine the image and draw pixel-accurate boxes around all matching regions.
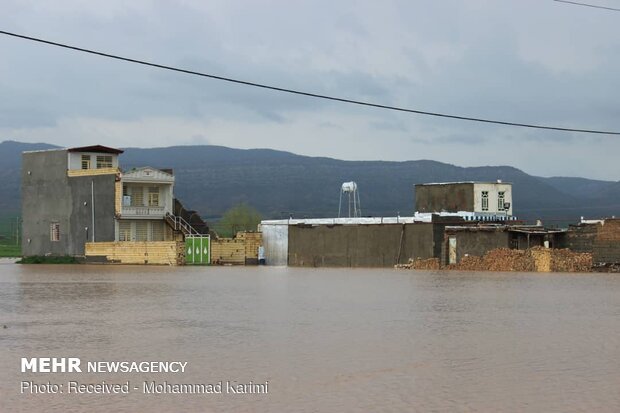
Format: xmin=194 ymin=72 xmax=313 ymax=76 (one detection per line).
xmin=1 ymin=29 xmax=619 ymax=136
xmin=553 ymin=0 xmax=620 ymax=12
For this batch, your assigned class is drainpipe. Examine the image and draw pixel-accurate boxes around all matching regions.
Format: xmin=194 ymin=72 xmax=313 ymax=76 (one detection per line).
xmin=91 ymin=180 xmax=95 ymax=242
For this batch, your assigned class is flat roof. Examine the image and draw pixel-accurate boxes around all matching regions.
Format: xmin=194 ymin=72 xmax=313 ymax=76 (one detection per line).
xmin=415 ymin=181 xmax=512 ymax=186
xmin=261 ymin=217 xmax=429 ymax=225
xmin=22 ymin=148 xmax=65 ymax=154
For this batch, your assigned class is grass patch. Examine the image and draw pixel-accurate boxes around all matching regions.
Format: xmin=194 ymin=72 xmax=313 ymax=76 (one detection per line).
xmin=0 ymin=244 xmax=21 ymax=258
xmin=17 ymin=256 xmax=77 ymax=264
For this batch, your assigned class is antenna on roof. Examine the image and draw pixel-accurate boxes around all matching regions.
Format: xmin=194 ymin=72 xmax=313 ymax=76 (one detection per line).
xmin=338 ymin=181 xmax=362 ymax=218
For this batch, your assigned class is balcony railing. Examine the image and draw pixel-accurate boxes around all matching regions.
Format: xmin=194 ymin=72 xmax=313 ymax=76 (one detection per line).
xmin=121 ymin=206 xmax=166 ymax=218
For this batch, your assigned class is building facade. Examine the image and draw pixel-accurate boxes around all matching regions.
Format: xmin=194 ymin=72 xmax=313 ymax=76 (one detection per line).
xmin=22 ymin=146 xmax=122 ymax=257
xmin=21 ymin=145 xmax=208 ymax=261
xmin=415 ymin=181 xmax=513 ymax=218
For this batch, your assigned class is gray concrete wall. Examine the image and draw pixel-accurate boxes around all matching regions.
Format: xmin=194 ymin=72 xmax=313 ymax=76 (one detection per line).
xmin=287 ymin=223 xmax=435 ymax=267
xmin=21 ymin=150 xmax=116 ymax=257
xmin=68 ymin=174 xmax=117 ymax=254
xmin=22 ymin=150 xmax=72 ymax=257
xmin=415 ymin=183 xmax=474 ymax=213
xmin=441 ymin=229 xmax=510 ymax=265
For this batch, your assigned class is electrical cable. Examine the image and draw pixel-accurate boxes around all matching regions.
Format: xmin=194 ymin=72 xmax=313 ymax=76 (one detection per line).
xmin=1 ymin=29 xmax=619 ymax=135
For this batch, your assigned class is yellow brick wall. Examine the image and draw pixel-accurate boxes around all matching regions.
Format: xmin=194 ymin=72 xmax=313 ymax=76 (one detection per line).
xmin=238 ymin=231 xmax=262 ymax=259
xmin=67 ymin=167 xmax=120 ymax=177
xmin=210 ymin=232 xmax=263 ymax=265
xmin=211 ymin=238 xmax=246 ymax=264
xmin=115 ymin=180 xmax=122 ymax=215
xmin=85 ymin=241 xmax=184 ymax=265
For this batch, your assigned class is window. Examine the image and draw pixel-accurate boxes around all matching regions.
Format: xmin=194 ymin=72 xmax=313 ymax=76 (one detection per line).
xmin=498 ymin=191 xmax=505 ymax=211
xmin=131 ymin=188 xmax=144 ymax=206
xmin=135 ymin=221 xmax=148 ymax=241
xmin=148 ymin=187 xmax=159 ymax=206
xmin=119 ymin=221 xmax=131 ymax=241
xmin=81 ymin=155 xmax=91 ymax=170
xmin=50 ymin=223 xmax=60 ymax=242
xmin=151 ymin=221 xmax=164 ymax=241
xmin=96 ymin=155 xmax=113 ymax=169
xmin=481 ymin=191 xmax=489 ymax=211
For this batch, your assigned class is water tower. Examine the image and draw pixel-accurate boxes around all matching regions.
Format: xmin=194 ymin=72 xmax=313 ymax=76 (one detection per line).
xmin=338 ymin=181 xmax=362 ymax=218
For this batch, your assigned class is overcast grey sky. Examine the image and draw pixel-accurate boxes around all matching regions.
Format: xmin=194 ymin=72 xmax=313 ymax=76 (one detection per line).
xmin=1 ymin=0 xmax=619 ymax=180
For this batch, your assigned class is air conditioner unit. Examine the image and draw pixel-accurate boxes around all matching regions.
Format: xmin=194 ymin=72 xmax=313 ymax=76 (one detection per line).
xmin=122 ymin=196 xmax=131 ymax=206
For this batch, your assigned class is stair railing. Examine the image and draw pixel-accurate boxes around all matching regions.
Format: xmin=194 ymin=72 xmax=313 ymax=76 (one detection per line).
xmin=165 ymin=212 xmax=207 ymax=237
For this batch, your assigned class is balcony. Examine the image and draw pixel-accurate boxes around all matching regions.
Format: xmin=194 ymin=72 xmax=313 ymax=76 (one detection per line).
xmin=121 ymin=205 xmax=166 ymax=219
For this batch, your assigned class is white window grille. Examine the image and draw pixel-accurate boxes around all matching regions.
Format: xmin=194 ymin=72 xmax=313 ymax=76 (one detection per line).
xmin=50 ymin=223 xmax=60 ymax=241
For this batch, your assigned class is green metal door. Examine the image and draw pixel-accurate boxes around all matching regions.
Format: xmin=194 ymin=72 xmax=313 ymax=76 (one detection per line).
xmin=185 ymin=236 xmax=210 ymax=265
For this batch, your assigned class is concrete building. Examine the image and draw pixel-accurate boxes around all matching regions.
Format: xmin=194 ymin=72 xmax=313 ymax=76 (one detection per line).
xmin=21 ymin=145 xmax=209 ymax=263
xmin=22 ymin=145 xmax=122 ymax=257
xmin=415 ymin=181 xmax=514 ymax=220
xmin=260 ymin=181 xmax=519 ymax=267
xmin=260 ymin=216 xmax=461 ymax=267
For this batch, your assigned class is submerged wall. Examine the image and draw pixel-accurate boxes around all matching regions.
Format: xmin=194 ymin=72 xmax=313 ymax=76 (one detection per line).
xmin=441 ymin=228 xmax=510 ymax=266
xmin=262 ymin=224 xmax=288 ymax=266
xmin=211 ymin=232 xmax=262 ymax=265
xmin=85 ymin=241 xmax=183 ymax=265
xmin=287 ymin=223 xmax=435 ymax=267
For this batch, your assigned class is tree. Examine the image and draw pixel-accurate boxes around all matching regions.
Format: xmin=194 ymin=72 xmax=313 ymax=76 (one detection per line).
xmin=216 ymin=203 xmax=262 ymax=238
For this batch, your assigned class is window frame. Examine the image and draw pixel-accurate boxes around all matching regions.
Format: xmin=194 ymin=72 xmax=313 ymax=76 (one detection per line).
xmin=498 ymin=191 xmax=505 ymax=211
xmin=118 ymin=221 xmax=132 ymax=241
xmin=50 ymin=222 xmax=60 ymax=242
xmin=481 ymin=191 xmax=489 ymax=211
xmin=96 ymin=155 xmax=113 ymax=169
xmin=148 ymin=186 xmax=160 ymax=207
xmin=81 ymin=155 xmax=91 ymax=170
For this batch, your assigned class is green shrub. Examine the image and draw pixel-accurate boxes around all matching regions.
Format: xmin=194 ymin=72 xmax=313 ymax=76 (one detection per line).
xmin=17 ymin=256 xmax=77 ymax=264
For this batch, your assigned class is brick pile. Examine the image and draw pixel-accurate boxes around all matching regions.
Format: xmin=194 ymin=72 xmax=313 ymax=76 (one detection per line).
xmin=549 ymin=248 xmax=592 ymax=272
xmin=445 ymin=247 xmax=592 ymax=272
xmin=446 ymin=248 xmax=535 ymax=272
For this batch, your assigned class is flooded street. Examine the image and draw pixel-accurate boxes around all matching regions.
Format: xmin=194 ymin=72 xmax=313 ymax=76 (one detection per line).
xmin=1 ymin=263 xmax=619 ymax=412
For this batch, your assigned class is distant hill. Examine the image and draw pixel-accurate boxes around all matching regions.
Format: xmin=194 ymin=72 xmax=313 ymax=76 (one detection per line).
xmin=1 ymin=140 xmax=619 ymax=223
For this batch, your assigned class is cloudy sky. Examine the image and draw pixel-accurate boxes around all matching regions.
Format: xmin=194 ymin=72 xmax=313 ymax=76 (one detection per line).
xmin=2 ymin=0 xmax=620 ymax=180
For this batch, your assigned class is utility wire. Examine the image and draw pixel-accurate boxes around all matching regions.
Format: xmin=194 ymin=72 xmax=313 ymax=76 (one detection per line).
xmin=553 ymin=0 xmax=620 ymax=12
xmin=1 ymin=29 xmax=620 ymax=136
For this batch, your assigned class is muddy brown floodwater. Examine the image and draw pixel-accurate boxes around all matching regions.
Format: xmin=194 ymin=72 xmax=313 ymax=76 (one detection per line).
xmin=1 ymin=263 xmax=619 ymax=412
